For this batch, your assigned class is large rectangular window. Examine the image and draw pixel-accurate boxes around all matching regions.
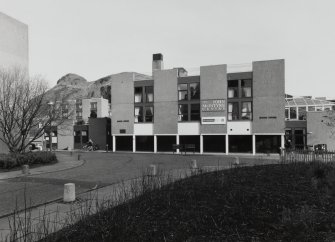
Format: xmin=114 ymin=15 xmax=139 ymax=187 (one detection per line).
xmin=289 ymin=107 xmax=297 ymax=119
xmin=134 ymin=85 xmax=154 ymax=123
xmin=298 ymin=107 xmax=306 ymax=120
xmin=178 ymin=82 xmax=200 ymax=122
xmin=227 ymin=79 xmax=252 ymax=121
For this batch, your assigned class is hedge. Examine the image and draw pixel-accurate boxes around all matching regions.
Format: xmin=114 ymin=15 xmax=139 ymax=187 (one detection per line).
xmin=0 ymin=152 xmax=57 ymax=170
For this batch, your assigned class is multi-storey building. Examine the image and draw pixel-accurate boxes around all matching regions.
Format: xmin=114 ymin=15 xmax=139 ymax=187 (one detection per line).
xmin=110 ymin=54 xmax=285 ymax=154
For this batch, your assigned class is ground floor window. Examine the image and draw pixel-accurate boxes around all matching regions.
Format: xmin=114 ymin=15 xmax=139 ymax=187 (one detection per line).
xmin=136 ymin=136 xmax=154 ymax=152
xmin=229 ymin=135 xmax=252 ymax=153
xmin=115 ymin=136 xmax=133 ymax=151
xmin=179 ymin=135 xmax=200 ymax=152
xmin=157 ymin=136 xmax=176 ymax=152
xmin=256 ymin=135 xmax=281 ymax=154
xmin=203 ymin=135 xmax=226 ymax=153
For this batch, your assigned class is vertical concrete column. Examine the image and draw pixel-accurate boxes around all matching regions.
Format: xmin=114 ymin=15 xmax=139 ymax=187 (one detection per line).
xmin=252 ymin=134 xmax=256 ymax=155
xmin=176 ymin=135 xmax=180 ymax=154
xmin=225 ymin=135 xmax=229 ymax=155
xmin=200 ymin=135 xmax=203 ymax=154
xmin=132 ymin=135 xmax=136 ymax=152
xmin=281 ymin=134 xmax=285 ymax=149
xmin=112 ymin=136 xmax=116 ymax=152
xmin=154 ymin=135 xmax=157 ymax=153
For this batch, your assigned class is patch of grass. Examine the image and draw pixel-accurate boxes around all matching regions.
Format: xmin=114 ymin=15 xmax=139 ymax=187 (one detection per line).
xmin=43 ymin=162 xmax=335 ymax=241
xmin=0 ymin=151 xmax=57 ymax=171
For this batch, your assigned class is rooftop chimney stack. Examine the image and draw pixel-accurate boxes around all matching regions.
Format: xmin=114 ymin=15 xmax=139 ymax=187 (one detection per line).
xmin=152 ymin=53 xmax=164 ymax=74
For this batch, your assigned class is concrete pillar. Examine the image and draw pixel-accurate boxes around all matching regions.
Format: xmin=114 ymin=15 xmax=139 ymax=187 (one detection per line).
xmin=252 ymin=134 xmax=256 ymax=155
xmin=112 ymin=135 xmax=116 ymax=152
xmin=154 ymin=135 xmax=157 ymax=153
xmin=281 ymin=134 xmax=285 ymax=149
xmin=132 ymin=135 xmax=136 ymax=152
xmin=225 ymin=135 xmax=229 ymax=155
xmin=176 ymin=135 xmax=180 ymax=154
xmin=200 ymin=135 xmax=203 ymax=154
xmin=63 ymin=183 xmax=76 ymax=202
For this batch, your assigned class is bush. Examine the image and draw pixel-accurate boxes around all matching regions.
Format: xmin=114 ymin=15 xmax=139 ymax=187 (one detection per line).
xmin=0 ymin=151 xmax=57 ymax=170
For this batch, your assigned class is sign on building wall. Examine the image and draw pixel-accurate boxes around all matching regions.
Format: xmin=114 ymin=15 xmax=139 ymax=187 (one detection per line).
xmin=201 ymin=116 xmax=226 ymax=125
xmin=201 ymin=99 xmax=226 ymax=112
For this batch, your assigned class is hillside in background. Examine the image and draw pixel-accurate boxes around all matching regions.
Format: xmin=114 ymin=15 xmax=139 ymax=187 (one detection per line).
xmin=44 ymin=72 xmax=152 ymax=102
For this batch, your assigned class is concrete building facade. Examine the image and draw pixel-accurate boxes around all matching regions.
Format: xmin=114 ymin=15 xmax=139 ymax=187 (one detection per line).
xmin=110 ymin=54 xmax=286 ymax=154
xmin=0 ymin=12 xmax=28 ymax=70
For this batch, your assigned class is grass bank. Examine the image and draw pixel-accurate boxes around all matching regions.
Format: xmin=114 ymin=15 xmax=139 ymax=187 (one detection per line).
xmin=42 ymin=162 xmax=335 ymax=241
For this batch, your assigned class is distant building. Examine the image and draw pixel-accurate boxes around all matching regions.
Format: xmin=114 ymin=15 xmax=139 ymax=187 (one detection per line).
xmin=285 ymin=96 xmax=335 ymax=149
xmin=0 ymin=12 xmax=29 ymax=70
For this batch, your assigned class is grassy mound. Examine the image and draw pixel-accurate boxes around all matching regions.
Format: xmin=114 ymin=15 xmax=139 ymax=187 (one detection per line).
xmin=45 ymin=162 xmax=335 ymax=241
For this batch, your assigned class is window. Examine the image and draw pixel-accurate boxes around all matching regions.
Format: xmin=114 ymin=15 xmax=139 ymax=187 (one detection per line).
xmin=190 ymin=104 xmax=200 ymax=121
xmin=316 ymin=106 xmax=323 ymax=111
xmin=241 ymin=80 xmax=252 ymax=97
xmin=285 ymin=108 xmax=289 ymax=119
xmin=178 ymin=84 xmax=188 ymax=101
xmin=178 ymin=82 xmax=200 ymax=121
xmin=134 ymin=85 xmax=154 ymax=123
xmin=190 ymin=83 xmax=200 ymax=100
xmin=298 ymin=107 xmax=306 ymax=120
xmin=178 ymin=104 xmax=188 ymax=121
xmin=241 ymin=102 xmax=252 ymax=120
xmin=228 ymin=80 xmax=238 ymax=98
xmin=308 ymin=106 xmax=315 ymax=111
xmin=134 ymin=107 xmax=143 ymax=123
xmin=145 ymin=86 xmax=153 ymax=102
xmin=289 ymin=107 xmax=297 ymax=119
xmin=90 ymin=102 xmax=97 ymax=109
xmin=134 ymin=87 xmax=143 ymax=103
xmin=227 ymin=79 xmax=252 ymax=121
xmin=228 ymin=102 xmax=239 ymax=121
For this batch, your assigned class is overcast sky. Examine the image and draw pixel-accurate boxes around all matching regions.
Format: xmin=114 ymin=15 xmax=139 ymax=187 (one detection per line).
xmin=1 ymin=0 xmax=335 ymax=97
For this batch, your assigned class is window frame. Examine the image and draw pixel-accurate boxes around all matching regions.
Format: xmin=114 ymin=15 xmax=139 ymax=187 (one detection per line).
xmin=134 ymin=83 xmax=154 ymax=123
xmin=177 ymin=80 xmax=201 ymax=122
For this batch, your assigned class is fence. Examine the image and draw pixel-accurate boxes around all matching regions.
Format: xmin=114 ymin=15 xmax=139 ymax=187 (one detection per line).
xmin=280 ymin=148 xmax=335 ymax=163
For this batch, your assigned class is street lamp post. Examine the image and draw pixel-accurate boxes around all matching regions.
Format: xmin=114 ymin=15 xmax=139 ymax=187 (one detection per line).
xmin=47 ymin=101 xmax=54 ymax=151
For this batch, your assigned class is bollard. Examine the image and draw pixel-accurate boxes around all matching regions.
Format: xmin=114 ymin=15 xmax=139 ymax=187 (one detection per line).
xmin=149 ymin=164 xmax=157 ymax=176
xmin=63 ymin=183 xmax=76 ymax=202
xmin=234 ymin=156 xmax=240 ymax=165
xmin=22 ymin=165 xmax=29 ymax=175
xmin=106 ymin=144 xmax=109 ymax=153
xmin=191 ymin=159 xmax=197 ymax=169
xmin=78 ymin=154 xmax=81 ymax=160
xmin=69 ymin=147 xmax=72 ymax=156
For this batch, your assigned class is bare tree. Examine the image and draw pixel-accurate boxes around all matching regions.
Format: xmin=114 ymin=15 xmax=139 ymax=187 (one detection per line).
xmin=0 ymin=67 xmax=73 ymax=153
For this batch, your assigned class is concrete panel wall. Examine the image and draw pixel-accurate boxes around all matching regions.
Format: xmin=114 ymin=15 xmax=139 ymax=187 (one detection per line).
xmin=178 ymin=122 xmax=200 ymax=135
xmin=252 ymin=59 xmax=285 ymax=134
xmin=57 ymin=120 xmax=74 ymax=150
xmin=153 ymin=69 xmax=178 ymax=134
xmin=0 ymin=12 xmax=28 ymax=69
xmin=307 ymin=111 xmax=335 ymax=150
xmin=111 ymin=73 xmax=134 ymax=134
xmin=134 ymin=123 xmax=154 ymax=135
xmin=200 ymin=64 xmax=227 ymax=134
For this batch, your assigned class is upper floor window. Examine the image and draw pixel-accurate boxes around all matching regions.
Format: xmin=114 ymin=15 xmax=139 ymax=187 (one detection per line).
xmin=91 ymin=102 xmax=97 ymax=110
xmin=241 ymin=80 xmax=252 ymax=97
xmin=228 ymin=79 xmax=252 ymax=99
xmin=178 ymin=82 xmax=200 ymax=122
xmin=134 ymin=85 xmax=154 ymax=123
xmin=178 ymin=83 xmax=200 ymax=101
xmin=228 ymin=80 xmax=238 ymax=98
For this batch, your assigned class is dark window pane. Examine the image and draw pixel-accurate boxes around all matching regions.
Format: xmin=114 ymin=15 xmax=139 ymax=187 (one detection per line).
xmin=298 ymin=107 xmax=306 ymax=120
xmin=145 ymin=86 xmax=153 ymax=102
xmin=228 ymin=102 xmax=239 ymax=120
xmin=178 ymin=84 xmax=188 ymax=91
xmin=290 ymin=107 xmax=297 ymax=119
xmin=135 ymin=106 xmax=143 ymax=123
xmin=134 ymin=87 xmax=143 ymax=103
xmin=241 ymin=79 xmax=252 ymax=97
xmin=190 ymin=83 xmax=200 ymax=100
xmin=190 ymin=103 xmax=200 ymax=121
xmin=145 ymin=106 xmax=153 ymax=122
xmin=178 ymin=91 xmax=188 ymax=101
xmin=228 ymin=80 xmax=238 ymax=98
xmin=178 ymin=104 xmax=188 ymax=121
xmin=285 ymin=108 xmax=289 ymax=119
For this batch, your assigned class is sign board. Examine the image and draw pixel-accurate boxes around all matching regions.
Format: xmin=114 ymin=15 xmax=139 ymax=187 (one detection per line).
xmin=201 ymin=99 xmax=225 ymax=112
xmin=201 ymin=116 xmax=226 ymax=125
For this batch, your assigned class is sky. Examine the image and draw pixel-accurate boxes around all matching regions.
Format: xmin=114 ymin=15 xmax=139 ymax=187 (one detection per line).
xmin=1 ymin=0 xmax=335 ymax=98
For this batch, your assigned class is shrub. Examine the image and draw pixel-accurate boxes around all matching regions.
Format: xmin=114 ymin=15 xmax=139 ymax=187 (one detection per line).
xmin=0 ymin=151 xmax=57 ymax=170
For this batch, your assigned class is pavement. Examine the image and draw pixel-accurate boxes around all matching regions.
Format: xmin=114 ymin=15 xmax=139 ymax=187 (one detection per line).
xmin=0 ymin=151 xmax=280 ymax=241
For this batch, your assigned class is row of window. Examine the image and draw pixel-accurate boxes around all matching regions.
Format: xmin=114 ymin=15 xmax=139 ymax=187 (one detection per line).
xmin=285 ymin=105 xmax=335 ymax=121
